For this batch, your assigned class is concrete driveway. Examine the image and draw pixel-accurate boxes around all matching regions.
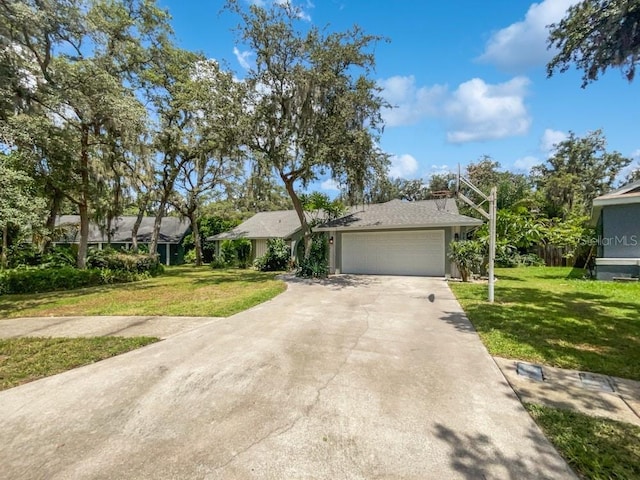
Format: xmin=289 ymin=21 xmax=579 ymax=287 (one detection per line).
xmin=0 ymin=275 xmax=575 ymax=479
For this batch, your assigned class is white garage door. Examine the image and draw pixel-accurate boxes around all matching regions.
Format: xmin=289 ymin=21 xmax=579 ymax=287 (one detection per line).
xmin=341 ymin=230 xmax=445 ymax=276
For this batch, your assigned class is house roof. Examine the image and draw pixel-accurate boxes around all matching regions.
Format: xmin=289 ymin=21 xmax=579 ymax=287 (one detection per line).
xmin=207 ymin=210 xmax=308 ymax=241
xmin=315 ymin=198 xmax=483 ymax=231
xmin=590 ymin=180 xmax=640 ymax=225
xmin=55 ymin=215 xmax=190 ymax=244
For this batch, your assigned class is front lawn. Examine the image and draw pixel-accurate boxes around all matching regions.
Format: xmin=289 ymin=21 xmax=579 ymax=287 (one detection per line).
xmin=526 ymin=403 xmax=640 ymax=480
xmin=449 ymin=267 xmax=640 ymax=380
xmin=0 ymin=266 xmax=286 ymax=319
xmin=0 ymin=337 xmax=158 ymax=390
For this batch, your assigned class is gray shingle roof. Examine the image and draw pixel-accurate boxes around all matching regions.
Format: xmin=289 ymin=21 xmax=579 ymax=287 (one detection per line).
xmin=55 ymin=215 xmax=190 ymax=244
xmin=316 ymin=199 xmax=483 ymax=231
xmin=593 ymin=180 xmax=640 ymax=205
xmin=208 ymin=210 xmax=307 ymax=241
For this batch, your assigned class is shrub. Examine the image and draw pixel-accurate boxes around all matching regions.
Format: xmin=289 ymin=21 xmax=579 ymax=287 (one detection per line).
xmin=296 ymin=235 xmax=328 ymax=278
xmin=183 ymin=249 xmax=197 ymax=264
xmin=0 ymin=266 xmax=103 ymax=294
xmin=41 ymin=246 xmax=76 ymax=268
xmin=209 ymin=255 xmax=228 ymax=269
xmin=87 ymin=248 xmax=162 ymax=276
xmin=448 ymin=240 xmax=485 ymax=282
xmin=219 ymin=240 xmax=238 ymax=266
xmin=235 ymin=239 xmax=252 ymax=269
xmin=254 ymin=238 xmax=290 ymax=272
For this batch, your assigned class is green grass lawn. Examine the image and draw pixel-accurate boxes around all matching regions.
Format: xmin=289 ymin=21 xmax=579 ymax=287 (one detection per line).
xmin=449 ymin=267 xmax=640 ymax=380
xmin=526 ymin=403 xmax=640 ymax=480
xmin=0 ymin=336 xmax=158 ymax=390
xmin=0 ymin=266 xmax=286 ymax=319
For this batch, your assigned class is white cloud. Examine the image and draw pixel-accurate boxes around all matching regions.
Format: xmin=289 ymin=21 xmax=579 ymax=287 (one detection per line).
xmin=378 ymin=75 xmax=446 ymax=127
xmin=378 ymin=74 xmax=532 ymax=143
xmin=444 ymin=77 xmax=531 ymax=143
xmin=233 ymin=47 xmax=253 ymax=70
xmin=539 ymin=128 xmax=567 ymax=155
xmin=320 ymin=178 xmax=340 ymax=191
xmin=632 ymin=149 xmax=640 ymax=159
xmin=514 ymin=155 xmax=540 ymax=172
xmin=389 ymin=154 xmax=419 ymax=179
xmin=478 ymin=0 xmax=577 ymax=72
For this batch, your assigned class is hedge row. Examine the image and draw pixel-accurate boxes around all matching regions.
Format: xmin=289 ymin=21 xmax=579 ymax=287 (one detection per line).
xmin=0 ymin=252 xmax=163 ymax=295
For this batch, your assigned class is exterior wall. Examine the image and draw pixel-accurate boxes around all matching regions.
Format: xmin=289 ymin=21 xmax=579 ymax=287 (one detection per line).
xmin=596 ymin=264 xmax=640 ymax=281
xmin=254 ymin=239 xmax=268 ymax=260
xmin=331 ymin=227 xmax=455 ymax=276
xmin=595 ymin=204 xmax=640 ymax=280
xmin=600 ymin=204 xmax=640 ymax=258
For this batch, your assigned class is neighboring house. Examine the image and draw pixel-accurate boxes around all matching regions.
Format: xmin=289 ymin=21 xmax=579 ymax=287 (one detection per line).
xmin=590 ymin=180 xmax=640 ymax=280
xmin=207 ymin=210 xmax=310 ymax=260
xmin=211 ymin=199 xmax=482 ymax=276
xmin=54 ymin=215 xmax=190 ymax=266
xmin=316 ymin=199 xmax=482 ymax=276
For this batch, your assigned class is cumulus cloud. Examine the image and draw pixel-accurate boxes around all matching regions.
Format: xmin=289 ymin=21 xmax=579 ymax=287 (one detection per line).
xmin=444 ymin=77 xmax=531 ymax=143
xmin=388 ymin=154 xmax=419 ymax=179
xmin=320 ymin=178 xmax=340 ymax=191
xmin=378 ymin=75 xmax=531 ymax=143
xmin=233 ymin=47 xmax=253 ymax=70
xmin=378 ymin=75 xmax=446 ymax=127
xmin=514 ymin=155 xmax=541 ymax=172
xmin=539 ymin=128 xmax=567 ymax=155
xmin=478 ymin=0 xmax=577 ymax=72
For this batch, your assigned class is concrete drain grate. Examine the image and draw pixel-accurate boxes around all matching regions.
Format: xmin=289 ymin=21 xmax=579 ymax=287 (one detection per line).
xmin=579 ymin=372 xmax=615 ymax=392
xmin=516 ymin=362 xmax=544 ymax=381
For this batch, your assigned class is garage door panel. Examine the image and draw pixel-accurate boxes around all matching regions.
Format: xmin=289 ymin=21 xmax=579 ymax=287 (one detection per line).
xmin=342 ymin=230 xmax=444 ymax=276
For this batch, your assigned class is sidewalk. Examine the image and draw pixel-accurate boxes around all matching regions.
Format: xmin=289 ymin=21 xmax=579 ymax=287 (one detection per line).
xmin=0 ymin=315 xmax=223 ymax=339
xmin=494 ymin=356 xmax=640 ymax=426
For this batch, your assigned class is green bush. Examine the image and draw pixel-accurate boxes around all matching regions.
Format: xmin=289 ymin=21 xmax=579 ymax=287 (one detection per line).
xmin=448 ymin=240 xmax=485 ymax=282
xmin=254 ymin=238 xmax=290 ymax=272
xmin=0 ymin=266 xmax=103 ymax=294
xmin=87 ymin=248 xmax=162 ymax=276
xmin=41 ymin=246 xmax=77 ymax=268
xmin=183 ymin=249 xmax=197 ymax=264
xmin=296 ymin=235 xmax=328 ymax=278
xmin=219 ymin=240 xmax=238 ymax=266
xmin=235 ymin=239 xmax=252 ymax=269
xmin=209 ymin=255 xmax=228 ymax=269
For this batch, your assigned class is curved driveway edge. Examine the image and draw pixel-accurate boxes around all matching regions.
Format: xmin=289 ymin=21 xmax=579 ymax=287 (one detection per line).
xmin=0 ymin=275 xmax=576 ymax=479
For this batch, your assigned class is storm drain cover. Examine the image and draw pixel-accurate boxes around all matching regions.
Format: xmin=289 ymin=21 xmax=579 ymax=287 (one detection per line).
xmin=516 ymin=362 xmax=544 ymax=381
xmin=579 ymin=373 xmax=615 ymax=392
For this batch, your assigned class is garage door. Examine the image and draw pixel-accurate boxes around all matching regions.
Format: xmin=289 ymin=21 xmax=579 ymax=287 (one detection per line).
xmin=341 ymin=230 xmax=445 ymax=276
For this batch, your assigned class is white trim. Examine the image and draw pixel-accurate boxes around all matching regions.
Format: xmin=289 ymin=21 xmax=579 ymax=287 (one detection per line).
xmin=593 ymin=196 xmax=640 ymax=207
xmin=316 ymin=222 xmax=482 ymax=232
xmin=166 ymin=243 xmax=170 ymax=266
xmin=596 ymin=258 xmax=640 ymax=266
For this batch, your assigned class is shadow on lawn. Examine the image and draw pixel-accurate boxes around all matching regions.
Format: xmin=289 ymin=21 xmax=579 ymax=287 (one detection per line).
xmin=432 ymin=422 xmax=574 ymax=479
xmin=461 ymin=286 xmax=640 ymax=380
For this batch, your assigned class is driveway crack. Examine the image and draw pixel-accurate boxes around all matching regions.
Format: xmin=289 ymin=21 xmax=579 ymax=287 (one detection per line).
xmin=212 ymin=303 xmax=373 ymax=471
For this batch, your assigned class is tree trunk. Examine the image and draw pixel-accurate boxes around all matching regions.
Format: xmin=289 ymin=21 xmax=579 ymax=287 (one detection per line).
xmin=77 ymin=127 xmax=90 ymax=269
xmin=149 ymin=203 xmax=165 ymax=260
xmin=190 ymin=212 xmax=203 ymax=266
xmin=44 ymin=186 xmax=63 ymax=253
xmin=1 ymin=224 xmax=8 ymax=269
xmin=283 ymin=178 xmax=312 ymax=259
xmin=131 ymin=204 xmax=145 ymax=253
xmin=78 ymin=201 xmax=89 ymax=269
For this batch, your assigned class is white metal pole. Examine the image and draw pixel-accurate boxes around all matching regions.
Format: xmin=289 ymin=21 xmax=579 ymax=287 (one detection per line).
xmin=488 ymin=186 xmax=497 ymax=303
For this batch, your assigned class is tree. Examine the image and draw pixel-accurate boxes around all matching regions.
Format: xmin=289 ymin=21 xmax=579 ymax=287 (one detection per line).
xmin=626 ymin=165 xmax=640 ymax=183
xmin=531 ymin=130 xmax=631 ymax=219
xmin=1 ymin=0 xmax=171 ymax=268
xmin=228 ymin=0 xmax=387 ymax=258
xmin=168 ymin=59 xmax=245 ymax=266
xmin=547 ymin=0 xmax=640 ymax=87
xmin=0 ymin=154 xmax=46 ymax=268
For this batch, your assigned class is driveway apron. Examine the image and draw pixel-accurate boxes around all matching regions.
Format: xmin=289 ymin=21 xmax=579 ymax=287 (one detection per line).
xmin=0 ymin=275 xmax=575 ymax=479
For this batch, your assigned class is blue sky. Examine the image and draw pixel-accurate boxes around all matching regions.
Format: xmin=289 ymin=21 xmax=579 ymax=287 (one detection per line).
xmin=159 ymin=0 xmax=639 ymax=192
